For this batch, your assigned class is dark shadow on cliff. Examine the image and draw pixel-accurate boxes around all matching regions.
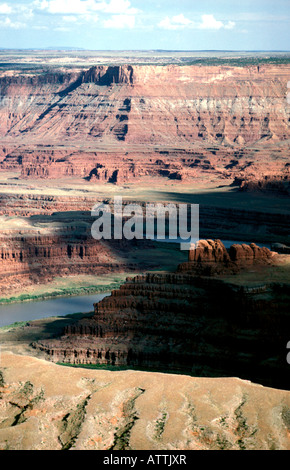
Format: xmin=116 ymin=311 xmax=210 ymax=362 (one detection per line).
xmin=21 ymin=214 xmax=290 ymax=391
xmin=148 ymin=187 xmax=290 ymax=213
xmin=24 ymin=312 xmax=95 ymax=345
xmin=4 ymin=194 xmax=289 ymax=302
xmin=24 ymin=210 xmax=187 ymax=271
xmin=147 ymin=188 xmax=290 ymax=245
xmin=0 ymin=209 xmax=188 ymax=301
xmin=32 ymin=266 xmax=290 ymax=392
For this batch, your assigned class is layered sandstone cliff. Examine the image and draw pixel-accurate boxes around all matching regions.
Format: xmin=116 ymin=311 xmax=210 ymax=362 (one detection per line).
xmin=0 ymin=222 xmax=155 ymax=297
xmin=179 ymin=239 xmax=276 ymax=275
xmin=0 ymin=65 xmax=289 ymax=145
xmin=0 ymin=64 xmax=289 ymax=184
xmin=34 ymin=241 xmax=289 ymax=390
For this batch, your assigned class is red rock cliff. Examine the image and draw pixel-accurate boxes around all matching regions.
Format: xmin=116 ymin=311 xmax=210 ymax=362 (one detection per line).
xmin=34 ymin=242 xmax=289 ymax=390
xmin=0 ymin=64 xmax=289 ymax=183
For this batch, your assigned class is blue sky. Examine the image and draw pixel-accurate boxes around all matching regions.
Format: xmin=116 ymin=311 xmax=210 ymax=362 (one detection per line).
xmin=0 ymin=0 xmax=289 ymax=50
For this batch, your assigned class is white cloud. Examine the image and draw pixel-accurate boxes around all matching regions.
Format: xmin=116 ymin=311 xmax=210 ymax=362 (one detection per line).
xmin=199 ymin=14 xmax=223 ymax=30
xmin=199 ymin=14 xmax=235 ymax=30
xmin=35 ymin=0 xmax=138 ymax=15
xmin=33 ymin=0 xmax=138 ymax=28
xmin=159 ymin=14 xmax=193 ymax=30
xmin=100 ymin=0 xmax=138 ymax=15
xmin=62 ymin=15 xmax=79 ymax=23
xmin=171 ymin=14 xmax=192 ymax=26
xmin=0 ymin=17 xmax=26 ymax=28
xmin=21 ymin=7 xmax=34 ymax=20
xmin=224 ymin=21 xmax=235 ymax=30
xmin=83 ymin=13 xmax=99 ymax=23
xmin=104 ymin=14 xmax=135 ymax=29
xmin=159 ymin=13 xmax=235 ymax=31
xmin=0 ymin=3 xmax=12 ymax=14
xmin=36 ymin=0 xmax=98 ymax=15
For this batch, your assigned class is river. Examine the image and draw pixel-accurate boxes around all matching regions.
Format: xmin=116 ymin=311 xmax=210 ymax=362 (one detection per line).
xmin=0 ymin=293 xmax=110 ymax=328
xmin=0 ymin=239 xmax=271 ymax=328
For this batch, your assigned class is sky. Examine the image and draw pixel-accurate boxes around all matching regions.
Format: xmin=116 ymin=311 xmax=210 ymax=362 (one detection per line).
xmin=0 ymin=0 xmax=289 ymax=50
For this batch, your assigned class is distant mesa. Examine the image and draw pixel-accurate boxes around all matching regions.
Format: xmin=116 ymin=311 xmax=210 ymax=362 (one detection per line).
xmin=0 ymin=64 xmax=289 ymax=185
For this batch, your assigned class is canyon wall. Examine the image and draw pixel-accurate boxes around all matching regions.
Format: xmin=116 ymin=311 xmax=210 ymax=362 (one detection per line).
xmin=0 ymin=226 xmax=153 ymax=296
xmin=0 ymin=193 xmax=100 ymax=217
xmin=0 ymin=64 xmax=289 ymax=184
xmin=0 ymin=65 xmax=289 ymax=145
xmin=1 ymin=193 xmax=290 ymax=245
xmin=35 ymin=241 xmax=290 ymax=390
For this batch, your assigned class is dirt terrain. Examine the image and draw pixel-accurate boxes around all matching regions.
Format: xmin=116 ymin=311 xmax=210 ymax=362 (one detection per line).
xmin=0 ymin=350 xmax=289 ymax=451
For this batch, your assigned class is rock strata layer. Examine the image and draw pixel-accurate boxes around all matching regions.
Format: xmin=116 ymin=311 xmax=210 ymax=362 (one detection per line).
xmin=179 ymin=239 xmax=275 ymax=274
xmin=0 ymin=64 xmax=289 ymax=185
xmin=34 ymin=241 xmax=289 ymax=390
xmin=0 ymin=225 xmax=154 ymax=296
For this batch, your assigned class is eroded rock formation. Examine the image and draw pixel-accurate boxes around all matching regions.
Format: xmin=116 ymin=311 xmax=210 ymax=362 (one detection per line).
xmin=239 ymin=175 xmax=290 ymax=196
xmin=1 ymin=65 xmax=289 ymax=145
xmin=1 ymin=352 xmax=289 ymax=450
xmin=34 ymin=241 xmax=289 ymax=390
xmin=0 ymin=64 xmax=289 ymax=184
xmin=179 ymin=239 xmax=276 ymax=274
xmin=0 ymin=225 xmax=155 ymax=296
xmin=0 ymin=193 xmax=101 ymax=217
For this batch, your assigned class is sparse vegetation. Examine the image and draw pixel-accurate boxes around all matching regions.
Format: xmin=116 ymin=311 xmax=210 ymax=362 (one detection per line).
xmin=234 ymin=395 xmax=258 ymax=450
xmin=0 ymin=50 xmax=289 ymax=70
xmin=58 ymin=396 xmax=90 ymax=451
xmin=185 ymin=56 xmax=290 ymax=67
xmin=109 ymin=389 xmax=145 ymax=451
xmin=0 ymin=283 xmax=121 ymax=305
xmin=282 ymin=407 xmax=290 ymax=430
xmin=0 ymin=371 xmax=4 ymax=388
xmin=0 ymin=322 xmax=29 ymax=331
xmin=154 ymin=411 xmax=168 ymax=440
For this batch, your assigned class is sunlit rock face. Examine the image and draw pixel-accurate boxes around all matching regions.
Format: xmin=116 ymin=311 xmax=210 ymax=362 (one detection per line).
xmin=179 ymin=239 xmax=275 ymax=274
xmin=0 ymin=64 xmax=289 ymax=184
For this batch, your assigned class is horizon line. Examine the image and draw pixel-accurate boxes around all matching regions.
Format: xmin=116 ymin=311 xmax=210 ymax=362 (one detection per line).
xmin=0 ymin=48 xmax=290 ymax=53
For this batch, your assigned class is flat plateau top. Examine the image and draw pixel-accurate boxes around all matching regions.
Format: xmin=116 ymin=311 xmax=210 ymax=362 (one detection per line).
xmin=0 ymin=49 xmax=290 ymax=69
